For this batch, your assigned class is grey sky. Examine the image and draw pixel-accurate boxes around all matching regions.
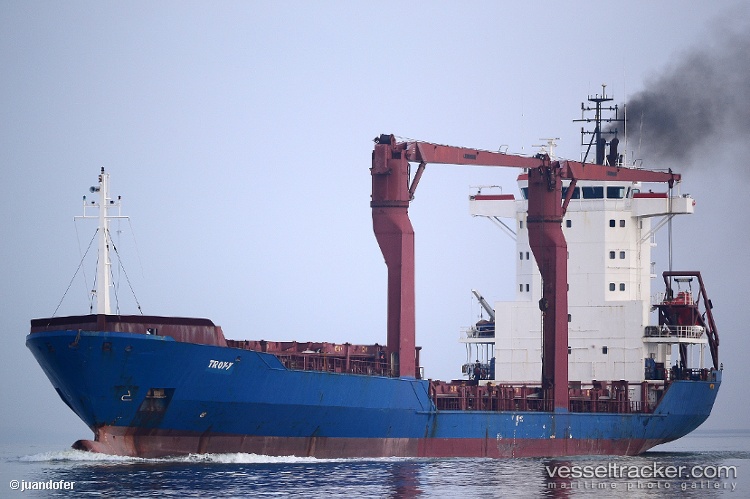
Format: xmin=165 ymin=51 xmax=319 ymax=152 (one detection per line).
xmin=1 ymin=1 xmax=747 ymax=446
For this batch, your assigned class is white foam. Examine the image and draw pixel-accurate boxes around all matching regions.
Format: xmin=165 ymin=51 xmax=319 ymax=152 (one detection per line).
xmin=19 ymin=449 xmax=147 ymax=463
xmin=18 ymin=449 xmax=420 ymax=465
xmin=177 ymin=453 xmax=343 ymax=464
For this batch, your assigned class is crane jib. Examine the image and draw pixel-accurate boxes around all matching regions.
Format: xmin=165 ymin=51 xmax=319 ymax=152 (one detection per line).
xmin=371 ymin=134 xmax=682 ymax=393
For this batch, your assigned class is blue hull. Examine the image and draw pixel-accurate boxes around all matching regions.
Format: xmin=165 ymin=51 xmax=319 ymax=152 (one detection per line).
xmin=26 ymin=329 xmax=721 ymax=458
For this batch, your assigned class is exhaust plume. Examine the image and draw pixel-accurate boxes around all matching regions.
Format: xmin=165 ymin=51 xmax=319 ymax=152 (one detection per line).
xmin=621 ymin=11 xmax=750 ymax=168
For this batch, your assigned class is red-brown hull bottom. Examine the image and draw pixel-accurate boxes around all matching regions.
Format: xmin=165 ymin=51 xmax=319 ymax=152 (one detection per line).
xmin=73 ymin=425 xmax=662 ymax=459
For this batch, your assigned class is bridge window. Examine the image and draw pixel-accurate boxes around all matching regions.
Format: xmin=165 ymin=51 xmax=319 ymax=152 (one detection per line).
xmin=607 ymin=186 xmax=626 ymax=199
xmin=562 ymin=186 xmax=580 ymax=199
xmin=582 ymin=186 xmax=604 ymax=199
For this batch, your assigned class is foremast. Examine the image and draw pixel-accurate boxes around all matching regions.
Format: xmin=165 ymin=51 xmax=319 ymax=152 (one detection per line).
xmin=76 ymin=168 xmax=127 ymax=315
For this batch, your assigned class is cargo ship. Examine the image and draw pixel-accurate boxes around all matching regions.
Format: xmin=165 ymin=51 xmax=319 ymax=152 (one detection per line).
xmin=27 ymin=91 xmax=721 ymax=458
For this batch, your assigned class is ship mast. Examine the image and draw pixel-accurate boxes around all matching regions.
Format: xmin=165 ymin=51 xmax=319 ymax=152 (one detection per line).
xmin=574 ymin=84 xmax=624 ymax=165
xmin=97 ymin=169 xmax=112 ymax=314
xmin=78 ymin=168 xmax=127 ymax=315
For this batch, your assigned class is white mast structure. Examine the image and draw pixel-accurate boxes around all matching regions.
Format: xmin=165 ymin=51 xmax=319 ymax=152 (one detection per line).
xmin=77 ymin=168 xmax=128 ymax=315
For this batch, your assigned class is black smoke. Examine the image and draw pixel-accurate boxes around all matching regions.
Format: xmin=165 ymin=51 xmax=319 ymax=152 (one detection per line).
xmin=619 ymin=10 xmax=750 ymax=167
xmin=626 ymin=9 xmax=750 ymax=410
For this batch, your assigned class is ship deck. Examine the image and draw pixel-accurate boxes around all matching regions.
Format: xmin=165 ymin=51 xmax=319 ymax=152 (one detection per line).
xmin=225 ymin=337 xmax=718 ymax=415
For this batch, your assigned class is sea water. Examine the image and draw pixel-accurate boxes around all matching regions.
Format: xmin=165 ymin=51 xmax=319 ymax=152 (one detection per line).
xmin=1 ymin=429 xmax=748 ymax=497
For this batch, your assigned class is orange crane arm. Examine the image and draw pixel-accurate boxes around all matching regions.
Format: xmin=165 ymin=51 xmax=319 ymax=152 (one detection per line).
xmin=401 ymin=137 xmax=679 ymax=184
xmin=371 ymin=134 xmax=680 ymax=410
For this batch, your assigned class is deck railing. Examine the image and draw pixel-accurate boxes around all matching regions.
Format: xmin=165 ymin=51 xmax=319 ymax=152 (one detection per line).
xmin=431 ymin=383 xmax=656 ymax=414
xmin=276 ymin=354 xmax=391 ymax=377
xmin=644 ymin=325 xmax=705 ymax=339
xmin=430 ymin=369 xmax=717 ymax=415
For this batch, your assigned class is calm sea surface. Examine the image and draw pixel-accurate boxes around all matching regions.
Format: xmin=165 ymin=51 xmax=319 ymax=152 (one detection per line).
xmin=2 ymin=430 xmax=748 ymax=497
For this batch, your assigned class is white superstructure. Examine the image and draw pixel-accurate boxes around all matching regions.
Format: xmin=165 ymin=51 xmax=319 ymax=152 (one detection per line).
xmin=462 ymin=176 xmax=707 ymax=386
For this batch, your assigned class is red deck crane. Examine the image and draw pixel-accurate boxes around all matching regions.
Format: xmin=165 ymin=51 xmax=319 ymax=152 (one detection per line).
xmin=370 ymin=134 xmax=680 ymax=412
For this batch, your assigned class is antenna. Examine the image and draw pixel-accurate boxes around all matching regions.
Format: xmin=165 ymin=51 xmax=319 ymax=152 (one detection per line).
xmin=532 ymin=138 xmax=560 ymax=158
xmin=573 ymin=84 xmax=624 ymax=164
